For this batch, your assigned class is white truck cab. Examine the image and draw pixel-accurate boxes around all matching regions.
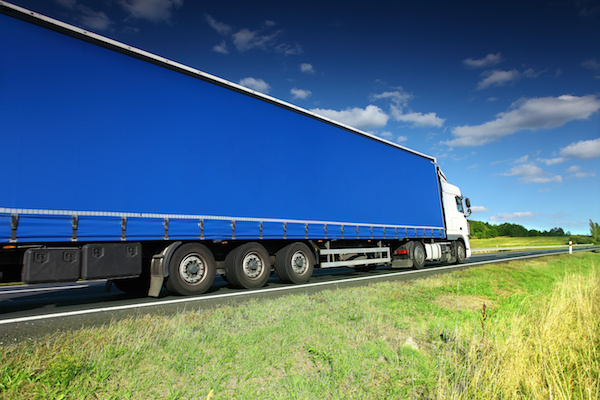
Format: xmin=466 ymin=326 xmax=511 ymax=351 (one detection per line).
xmin=439 ymin=169 xmax=471 ymax=259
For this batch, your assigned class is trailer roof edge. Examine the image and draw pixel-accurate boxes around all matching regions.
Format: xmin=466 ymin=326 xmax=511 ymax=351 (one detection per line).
xmin=0 ymin=1 xmax=437 ymax=163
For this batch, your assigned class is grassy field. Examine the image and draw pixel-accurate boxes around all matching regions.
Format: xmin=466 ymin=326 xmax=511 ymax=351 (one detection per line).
xmin=470 ymin=235 xmax=578 ymax=248
xmin=1 ymin=252 xmax=599 ymax=399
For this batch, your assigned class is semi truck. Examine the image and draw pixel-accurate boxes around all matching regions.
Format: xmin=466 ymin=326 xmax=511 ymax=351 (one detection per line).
xmin=0 ymin=1 xmax=472 ymax=297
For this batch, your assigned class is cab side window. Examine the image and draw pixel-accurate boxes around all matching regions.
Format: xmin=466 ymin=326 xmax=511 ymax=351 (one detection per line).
xmin=455 ymin=197 xmax=464 ymax=213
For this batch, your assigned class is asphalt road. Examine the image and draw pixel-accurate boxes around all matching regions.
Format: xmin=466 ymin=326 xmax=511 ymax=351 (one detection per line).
xmin=0 ymin=247 xmax=595 ymax=345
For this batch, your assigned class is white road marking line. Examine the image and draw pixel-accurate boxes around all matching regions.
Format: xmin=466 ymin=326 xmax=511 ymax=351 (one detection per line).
xmin=0 ymin=249 xmax=582 ymax=326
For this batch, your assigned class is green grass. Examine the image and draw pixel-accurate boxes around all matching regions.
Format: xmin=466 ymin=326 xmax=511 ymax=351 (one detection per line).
xmin=1 ymin=252 xmax=599 ymax=399
xmin=470 ymin=235 xmax=576 ymax=248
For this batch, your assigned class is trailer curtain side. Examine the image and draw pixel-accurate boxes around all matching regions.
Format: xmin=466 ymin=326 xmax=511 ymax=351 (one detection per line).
xmin=0 ymin=9 xmax=445 ymax=244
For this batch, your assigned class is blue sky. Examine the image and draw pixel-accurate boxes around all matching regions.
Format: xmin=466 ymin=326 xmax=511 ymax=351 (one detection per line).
xmin=8 ymin=0 xmax=600 ymax=234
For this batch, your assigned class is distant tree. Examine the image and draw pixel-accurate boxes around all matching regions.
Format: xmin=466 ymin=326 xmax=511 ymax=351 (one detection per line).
xmin=548 ymin=227 xmax=565 ymax=237
xmin=590 ymin=219 xmax=600 ymax=244
xmin=487 ymin=223 xmax=499 ymax=238
xmin=469 ymin=220 xmax=484 ymax=238
xmin=528 ymin=229 xmax=541 ymax=237
xmin=570 ymin=235 xmax=595 ymax=244
xmin=469 ymin=220 xmax=570 ymax=238
xmin=468 ymin=220 xmax=499 ymax=238
xmin=497 ymin=223 xmax=528 ymax=237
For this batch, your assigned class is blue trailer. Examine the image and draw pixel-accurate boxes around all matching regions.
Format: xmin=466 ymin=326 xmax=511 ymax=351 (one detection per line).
xmin=0 ymin=1 xmax=471 ymax=296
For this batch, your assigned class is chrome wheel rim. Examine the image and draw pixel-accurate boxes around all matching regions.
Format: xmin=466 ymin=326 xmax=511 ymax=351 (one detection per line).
xmin=179 ymin=253 xmax=206 ymax=285
xmin=291 ymin=251 xmax=308 ymax=275
xmin=414 ymin=246 xmax=425 ymax=265
xmin=457 ymin=245 xmax=465 ymax=261
xmin=242 ymin=252 xmax=264 ymax=279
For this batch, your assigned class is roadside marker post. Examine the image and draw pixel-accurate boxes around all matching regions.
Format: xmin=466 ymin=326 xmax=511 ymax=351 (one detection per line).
xmin=569 ymin=241 xmax=573 ymax=255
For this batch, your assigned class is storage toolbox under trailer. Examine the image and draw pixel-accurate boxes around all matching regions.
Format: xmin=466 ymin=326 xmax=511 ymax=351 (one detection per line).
xmin=0 ymin=1 xmax=471 ymax=296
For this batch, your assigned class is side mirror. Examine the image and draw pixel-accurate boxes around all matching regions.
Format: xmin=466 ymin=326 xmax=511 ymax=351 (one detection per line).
xmin=465 ymin=198 xmax=471 ymax=208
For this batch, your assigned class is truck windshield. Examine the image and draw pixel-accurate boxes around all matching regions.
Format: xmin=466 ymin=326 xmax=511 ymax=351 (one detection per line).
xmin=455 ymin=197 xmax=464 ymax=213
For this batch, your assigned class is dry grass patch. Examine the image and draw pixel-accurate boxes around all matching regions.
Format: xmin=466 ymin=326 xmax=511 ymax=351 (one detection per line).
xmin=434 ymin=293 xmax=494 ymax=312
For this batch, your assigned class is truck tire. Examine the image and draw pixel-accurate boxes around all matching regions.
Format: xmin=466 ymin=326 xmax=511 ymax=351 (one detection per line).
xmin=275 ymin=242 xmax=314 ymax=284
xmin=454 ymin=241 xmax=466 ymax=264
xmin=225 ymin=242 xmax=271 ymax=289
xmin=165 ymin=243 xmax=216 ymax=296
xmin=411 ymin=241 xmax=426 ymax=270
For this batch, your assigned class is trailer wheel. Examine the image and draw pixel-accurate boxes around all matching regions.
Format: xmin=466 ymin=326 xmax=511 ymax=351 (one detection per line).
xmin=225 ymin=243 xmax=271 ymax=289
xmin=411 ymin=242 xmax=426 ymax=270
xmin=275 ymin=242 xmax=314 ymax=284
xmin=454 ymin=241 xmax=466 ymax=264
xmin=165 ymin=243 xmax=216 ymax=296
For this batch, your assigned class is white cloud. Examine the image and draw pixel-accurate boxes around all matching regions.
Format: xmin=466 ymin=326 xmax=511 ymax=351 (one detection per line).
xmin=291 ymin=88 xmax=311 ymax=100
xmin=477 ymin=69 xmax=520 ymax=90
xmin=391 ymin=109 xmax=445 ymax=128
xmin=78 ymin=6 xmax=113 ymax=30
xmin=569 ymin=171 xmax=596 ymax=179
xmin=230 ymin=27 xmax=300 ymax=55
xmin=522 ymin=68 xmax=545 ymax=78
xmin=470 ymin=206 xmax=489 ymax=213
xmin=371 ymin=88 xmax=445 ymax=128
xmin=463 ymin=52 xmax=503 ymax=68
xmin=205 ymin=14 xmax=232 ymax=35
xmin=502 ymin=163 xmax=562 ymax=184
xmin=538 ymin=138 xmax=600 ymax=166
xmin=564 ymin=165 xmax=596 ymax=179
xmin=212 ymin=40 xmax=228 ymax=54
xmin=560 ymin=138 xmax=600 ymax=159
xmin=204 ymin=17 xmax=300 ymax=55
xmin=582 ymin=59 xmax=600 ymax=71
xmin=119 ymin=0 xmax=183 ymax=23
xmin=239 ymin=77 xmax=271 ymax=94
xmin=53 ymin=0 xmax=113 ymax=30
xmin=538 ymin=157 xmax=565 ymax=166
xmin=374 ymin=131 xmax=407 ymax=144
xmin=310 ymin=105 xmax=389 ymax=131
xmin=447 ymin=95 xmax=600 ymax=147
xmin=233 ymin=28 xmax=278 ymax=52
xmin=275 ymin=43 xmax=303 ymax=55
xmin=370 ymin=90 xmax=413 ymax=104
xmin=489 ymin=211 xmax=535 ymax=222
xmin=300 ymin=63 xmax=315 ymax=74
xmin=514 ymin=155 xmax=529 ymax=163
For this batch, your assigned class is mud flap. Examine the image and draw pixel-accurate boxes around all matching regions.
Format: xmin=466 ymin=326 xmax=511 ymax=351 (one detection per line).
xmin=147 ymin=241 xmax=181 ymax=297
xmin=148 ymin=254 xmax=164 ymax=298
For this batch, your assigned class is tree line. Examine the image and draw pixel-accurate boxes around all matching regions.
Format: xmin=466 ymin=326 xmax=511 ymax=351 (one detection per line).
xmin=469 ymin=219 xmax=599 ymax=244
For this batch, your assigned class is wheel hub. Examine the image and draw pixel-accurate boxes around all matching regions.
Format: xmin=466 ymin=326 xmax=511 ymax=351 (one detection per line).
xmin=291 ymin=251 xmax=307 ymax=274
xmin=180 ymin=254 xmax=206 ymax=284
xmin=243 ymin=253 xmax=263 ymax=279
